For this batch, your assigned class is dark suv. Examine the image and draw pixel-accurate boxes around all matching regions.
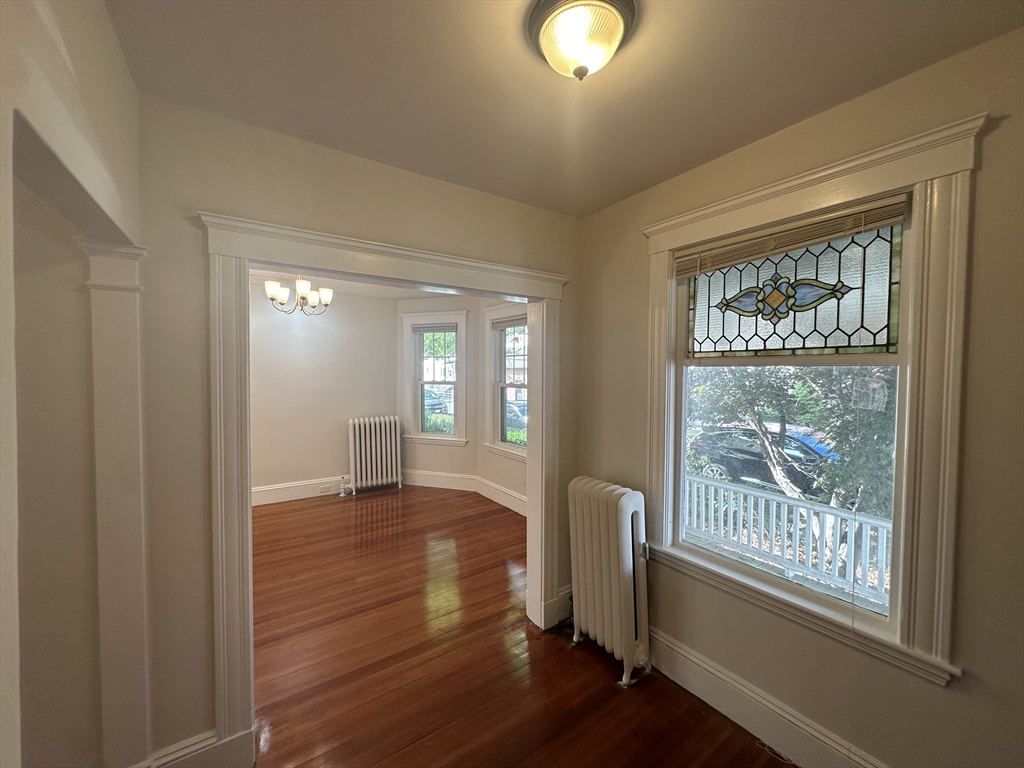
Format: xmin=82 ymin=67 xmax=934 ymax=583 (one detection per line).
xmin=689 ymin=426 xmax=836 ymax=494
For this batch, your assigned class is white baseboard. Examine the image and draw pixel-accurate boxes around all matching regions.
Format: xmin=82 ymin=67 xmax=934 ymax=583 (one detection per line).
xmin=541 ymin=583 xmax=573 ymax=627
xmin=404 ymin=469 xmax=526 ymax=516
xmin=252 ymin=475 xmax=349 ymax=505
xmin=162 ymin=729 xmax=255 ymax=768
xmin=133 ymin=728 xmax=254 ymax=768
xmin=650 ymin=628 xmax=886 ymax=768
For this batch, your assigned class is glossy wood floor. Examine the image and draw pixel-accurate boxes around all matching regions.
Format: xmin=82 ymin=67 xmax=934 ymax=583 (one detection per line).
xmin=253 ymin=486 xmax=791 ymax=768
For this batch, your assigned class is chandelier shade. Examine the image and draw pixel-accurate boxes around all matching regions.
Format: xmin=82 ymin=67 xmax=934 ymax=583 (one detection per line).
xmin=529 ymin=0 xmax=634 ymax=80
xmin=264 ymin=276 xmax=332 ymax=316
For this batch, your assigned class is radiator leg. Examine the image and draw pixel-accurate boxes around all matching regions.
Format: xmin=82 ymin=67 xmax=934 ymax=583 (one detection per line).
xmin=619 ymin=663 xmax=634 ymax=688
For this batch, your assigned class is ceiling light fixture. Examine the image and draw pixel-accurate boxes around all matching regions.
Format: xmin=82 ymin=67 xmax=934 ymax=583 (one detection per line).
xmin=264 ymin=276 xmax=334 ymax=316
xmin=528 ymin=0 xmax=635 ymax=81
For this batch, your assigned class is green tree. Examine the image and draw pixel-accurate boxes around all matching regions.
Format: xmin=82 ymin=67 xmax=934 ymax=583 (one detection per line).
xmin=687 ymin=364 xmax=897 ymax=518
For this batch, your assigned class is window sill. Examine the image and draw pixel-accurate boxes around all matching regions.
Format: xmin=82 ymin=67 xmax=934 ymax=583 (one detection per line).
xmin=403 ymin=435 xmax=468 ymax=447
xmin=649 ymin=543 xmax=961 ymax=686
xmin=483 ymin=442 xmax=527 ymax=463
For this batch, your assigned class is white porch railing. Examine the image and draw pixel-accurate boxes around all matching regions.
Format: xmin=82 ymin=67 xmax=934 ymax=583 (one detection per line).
xmin=682 ymin=475 xmax=891 ymax=608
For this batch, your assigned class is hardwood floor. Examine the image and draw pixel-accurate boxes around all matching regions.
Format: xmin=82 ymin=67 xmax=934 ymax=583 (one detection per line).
xmin=253 ymin=486 xmax=791 ymax=767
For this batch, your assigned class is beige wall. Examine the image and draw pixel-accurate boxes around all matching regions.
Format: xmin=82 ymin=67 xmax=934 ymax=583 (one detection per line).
xmin=0 ymin=3 xmax=139 ymax=764
xmin=13 ymin=180 xmax=102 ymax=768
xmin=250 ymin=282 xmax=398 ymax=489
xmin=139 ymin=96 xmax=579 ymax=748
xmin=577 ymin=28 xmax=1023 ymax=768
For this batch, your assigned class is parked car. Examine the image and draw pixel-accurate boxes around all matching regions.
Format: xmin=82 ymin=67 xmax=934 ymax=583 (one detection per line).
xmin=423 ymin=390 xmax=449 ymax=414
xmin=689 ymin=425 xmax=836 ymax=494
xmin=504 ymin=401 xmax=528 ymax=430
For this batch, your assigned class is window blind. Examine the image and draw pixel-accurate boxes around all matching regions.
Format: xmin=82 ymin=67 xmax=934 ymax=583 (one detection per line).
xmin=492 ymin=317 xmax=527 ymax=331
xmin=414 ymin=323 xmax=458 ymax=334
xmin=673 ymin=193 xmax=910 ymax=280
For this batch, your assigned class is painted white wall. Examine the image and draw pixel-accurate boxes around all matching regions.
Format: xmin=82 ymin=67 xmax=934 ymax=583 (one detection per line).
xmin=138 ymin=96 xmax=580 ymax=750
xmin=0 ymin=3 xmax=140 ymax=764
xmin=250 ymin=279 xmax=398 ymax=491
xmin=13 ymin=180 xmax=103 ymax=767
xmin=577 ymin=28 xmax=1023 ymax=768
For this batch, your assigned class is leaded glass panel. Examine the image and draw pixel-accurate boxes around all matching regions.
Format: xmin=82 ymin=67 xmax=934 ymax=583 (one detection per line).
xmin=689 ymin=225 xmax=901 ymax=357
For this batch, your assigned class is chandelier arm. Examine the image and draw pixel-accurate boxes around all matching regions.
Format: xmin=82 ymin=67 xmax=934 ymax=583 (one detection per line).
xmin=271 ymin=297 xmax=299 ymax=315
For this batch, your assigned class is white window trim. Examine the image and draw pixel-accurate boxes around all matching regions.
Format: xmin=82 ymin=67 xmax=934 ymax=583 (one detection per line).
xmin=482 ymin=303 xmax=528 ymax=461
xmin=402 ymin=310 xmax=468 ymax=446
xmin=643 ymin=113 xmax=986 ymax=686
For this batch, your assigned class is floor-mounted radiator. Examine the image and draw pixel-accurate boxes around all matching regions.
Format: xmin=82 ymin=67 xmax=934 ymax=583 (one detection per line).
xmin=568 ymin=476 xmax=650 ymax=687
xmin=348 ymin=416 xmax=402 ymax=495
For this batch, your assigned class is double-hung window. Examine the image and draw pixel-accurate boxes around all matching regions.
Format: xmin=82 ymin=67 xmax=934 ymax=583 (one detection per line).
xmin=482 ymin=304 xmax=529 ymax=459
xmin=645 ymin=115 xmax=984 ymax=685
xmin=402 ymin=311 xmax=467 ymax=445
xmin=496 ymin=320 xmax=528 ymax=448
xmin=417 ymin=324 xmax=457 ymax=435
xmin=677 ymin=198 xmax=907 ymax=619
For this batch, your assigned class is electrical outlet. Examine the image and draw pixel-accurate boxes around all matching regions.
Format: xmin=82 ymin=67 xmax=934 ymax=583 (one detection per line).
xmin=319 ymin=484 xmax=331 ymax=494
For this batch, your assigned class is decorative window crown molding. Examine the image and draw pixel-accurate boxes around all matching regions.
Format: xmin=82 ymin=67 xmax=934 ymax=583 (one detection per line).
xmin=642 ymin=113 xmax=986 ymax=248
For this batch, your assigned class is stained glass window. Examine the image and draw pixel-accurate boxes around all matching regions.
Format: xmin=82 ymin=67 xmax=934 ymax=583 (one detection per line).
xmin=689 ymin=225 xmax=901 ymax=357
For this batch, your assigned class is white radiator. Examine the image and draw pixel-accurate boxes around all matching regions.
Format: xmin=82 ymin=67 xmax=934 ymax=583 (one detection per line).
xmin=568 ymin=476 xmax=650 ymax=687
xmin=348 ymin=416 xmax=402 ymax=495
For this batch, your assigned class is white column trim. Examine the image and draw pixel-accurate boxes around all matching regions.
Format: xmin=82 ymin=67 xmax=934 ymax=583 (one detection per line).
xmin=77 ymin=237 xmax=152 ymax=768
xmin=646 ymin=249 xmax=674 ymax=549
xmin=525 ymin=299 xmax=562 ymax=628
xmin=208 ymin=252 xmax=255 ymax=752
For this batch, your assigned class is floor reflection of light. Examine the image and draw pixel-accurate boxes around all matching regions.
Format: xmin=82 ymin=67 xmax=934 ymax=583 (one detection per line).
xmin=425 ymin=537 xmax=462 ymax=634
xmin=256 ymin=715 xmax=272 ymax=756
xmin=503 ymin=559 xmax=529 ymax=672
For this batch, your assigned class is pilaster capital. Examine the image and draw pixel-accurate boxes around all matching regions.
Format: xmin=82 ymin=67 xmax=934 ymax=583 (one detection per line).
xmin=76 ymin=238 xmax=148 ymax=293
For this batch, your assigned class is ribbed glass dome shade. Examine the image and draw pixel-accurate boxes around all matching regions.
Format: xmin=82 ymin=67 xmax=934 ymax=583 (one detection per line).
xmin=538 ymin=1 xmax=625 ymax=80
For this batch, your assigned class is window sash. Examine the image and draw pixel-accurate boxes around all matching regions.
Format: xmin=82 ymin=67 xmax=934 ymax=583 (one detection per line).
xmin=417 ymin=329 xmax=457 ymax=384
xmin=672 ymin=236 xmax=910 ymax=636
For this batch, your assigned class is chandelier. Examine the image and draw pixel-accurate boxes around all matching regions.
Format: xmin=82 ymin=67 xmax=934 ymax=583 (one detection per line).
xmin=263 ymin=277 xmax=334 ymax=316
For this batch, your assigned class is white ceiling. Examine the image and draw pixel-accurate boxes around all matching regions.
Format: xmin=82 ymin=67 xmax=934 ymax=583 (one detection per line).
xmin=107 ymin=0 xmax=1022 ymax=217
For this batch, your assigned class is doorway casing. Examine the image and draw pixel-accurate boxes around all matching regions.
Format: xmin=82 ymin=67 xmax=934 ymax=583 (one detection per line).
xmin=201 ymin=212 xmax=569 ymax=757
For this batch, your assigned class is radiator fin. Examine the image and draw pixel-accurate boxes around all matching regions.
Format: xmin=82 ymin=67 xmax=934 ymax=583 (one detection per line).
xmin=568 ymin=476 xmax=650 ymax=686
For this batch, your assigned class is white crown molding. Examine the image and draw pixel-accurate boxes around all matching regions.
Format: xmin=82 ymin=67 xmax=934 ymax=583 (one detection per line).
xmin=85 ymin=281 xmax=144 ymax=293
xmin=76 ymin=237 xmax=148 ymax=261
xmin=199 ymin=212 xmax=568 ymax=299
xmin=642 ymin=113 xmax=987 ymax=249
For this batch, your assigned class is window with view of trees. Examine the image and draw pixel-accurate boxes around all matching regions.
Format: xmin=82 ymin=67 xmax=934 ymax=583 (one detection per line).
xmin=417 ymin=325 xmax=456 ymax=435
xmin=680 ymin=225 xmax=903 ymax=615
xmin=497 ymin=322 xmax=527 ymax=447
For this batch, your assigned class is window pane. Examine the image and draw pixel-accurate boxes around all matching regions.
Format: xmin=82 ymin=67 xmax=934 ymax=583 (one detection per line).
xmin=502 ymin=325 xmax=527 ymax=385
xmin=501 ymin=387 xmax=527 ymax=447
xmin=422 ymin=384 xmax=454 ymax=434
xmin=691 ymin=225 xmax=901 ymax=357
xmin=682 ymin=364 xmax=897 ymax=615
xmin=422 ymin=331 xmax=457 ymax=384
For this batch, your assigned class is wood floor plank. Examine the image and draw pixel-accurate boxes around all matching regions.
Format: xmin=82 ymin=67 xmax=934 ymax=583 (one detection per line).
xmin=253 ymin=486 xmax=793 ymax=768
